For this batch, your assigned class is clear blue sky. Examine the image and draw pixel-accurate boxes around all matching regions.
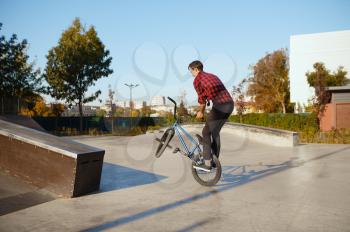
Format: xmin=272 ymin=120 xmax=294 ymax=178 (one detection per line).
xmin=1 ymin=0 xmax=350 ymax=106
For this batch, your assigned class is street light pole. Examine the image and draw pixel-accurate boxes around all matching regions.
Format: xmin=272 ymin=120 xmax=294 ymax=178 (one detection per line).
xmin=124 ymin=83 xmax=139 ymax=116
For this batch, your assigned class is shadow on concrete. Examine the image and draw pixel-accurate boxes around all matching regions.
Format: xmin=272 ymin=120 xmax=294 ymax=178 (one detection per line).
xmin=81 ymin=163 xmax=289 ymax=231
xmin=176 ymin=217 xmax=215 ymax=232
xmin=98 ymin=162 xmax=167 ymax=193
xmin=0 ymin=190 xmax=56 ymax=216
xmin=0 ymin=162 xmax=167 ymax=216
xmin=82 ymin=146 xmax=350 ymax=231
xmin=0 ymin=171 xmax=57 ymax=216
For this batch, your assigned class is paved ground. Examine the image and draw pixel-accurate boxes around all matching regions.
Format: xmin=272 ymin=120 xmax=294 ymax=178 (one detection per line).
xmin=0 ymin=128 xmax=350 ymax=232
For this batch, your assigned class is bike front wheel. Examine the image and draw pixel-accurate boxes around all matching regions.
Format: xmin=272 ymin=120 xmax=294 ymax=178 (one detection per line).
xmin=155 ymin=128 xmax=174 ymax=158
xmin=191 ymin=155 xmax=222 ymax=186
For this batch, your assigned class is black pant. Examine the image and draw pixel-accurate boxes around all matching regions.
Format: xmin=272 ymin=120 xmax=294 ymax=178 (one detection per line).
xmin=202 ymin=101 xmax=234 ymax=160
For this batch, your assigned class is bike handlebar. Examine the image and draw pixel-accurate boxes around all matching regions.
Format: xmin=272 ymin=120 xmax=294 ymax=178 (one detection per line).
xmin=167 ymin=96 xmax=177 ymax=120
xmin=168 ymin=96 xmax=210 ymax=121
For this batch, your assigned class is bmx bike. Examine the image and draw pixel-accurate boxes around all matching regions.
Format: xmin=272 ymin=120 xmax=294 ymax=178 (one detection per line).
xmin=154 ymin=96 xmax=222 ymax=186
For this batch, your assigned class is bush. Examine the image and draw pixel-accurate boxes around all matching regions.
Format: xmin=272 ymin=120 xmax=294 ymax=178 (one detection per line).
xmin=228 ymin=113 xmax=349 ymax=144
xmin=229 ymin=113 xmax=319 ymax=132
xmin=147 ymin=125 xmax=161 ymax=133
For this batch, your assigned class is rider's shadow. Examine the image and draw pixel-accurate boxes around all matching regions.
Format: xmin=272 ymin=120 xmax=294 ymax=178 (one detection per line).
xmin=216 ymin=161 xmax=292 ymax=187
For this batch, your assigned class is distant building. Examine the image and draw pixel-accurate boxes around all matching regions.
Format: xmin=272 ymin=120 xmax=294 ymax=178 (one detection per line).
xmin=149 ymin=95 xmax=174 ymax=115
xmin=151 ymin=105 xmax=174 ymax=114
xmin=187 ymin=106 xmax=198 ymax=116
xmin=151 ymin=96 xmax=166 ymax=106
xmin=134 ymin=101 xmax=147 ymax=109
xmin=100 ymin=99 xmax=117 ymax=117
xmin=115 ymin=101 xmax=127 ymax=108
xmin=289 ymin=30 xmax=350 ymax=111
xmin=230 ymin=101 xmax=262 ymax=115
xmin=62 ymin=105 xmax=100 ymax=116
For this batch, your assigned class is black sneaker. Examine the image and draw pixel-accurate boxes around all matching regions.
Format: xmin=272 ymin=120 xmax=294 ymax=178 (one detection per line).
xmin=193 ymin=163 xmax=212 ymax=172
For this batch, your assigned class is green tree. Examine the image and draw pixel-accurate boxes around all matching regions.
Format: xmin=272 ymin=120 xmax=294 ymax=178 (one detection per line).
xmin=247 ymin=48 xmax=290 ymax=113
xmin=306 ymin=62 xmax=349 ymax=117
xmin=307 ymin=63 xmax=349 ymax=87
xmin=96 ymin=108 xmax=107 ymax=117
xmin=50 ymin=103 xmax=66 ymax=117
xmin=141 ymin=102 xmax=151 ymax=116
xmin=232 ymin=78 xmax=247 ymax=123
xmin=43 ymin=18 xmax=113 ymax=131
xmin=20 ymin=96 xmax=52 ymax=117
xmin=178 ymin=100 xmax=188 ymax=117
xmin=114 ymin=107 xmax=124 ymax=117
xmin=0 ymin=23 xmax=43 ymax=114
xmin=131 ymin=109 xmax=140 ymax=117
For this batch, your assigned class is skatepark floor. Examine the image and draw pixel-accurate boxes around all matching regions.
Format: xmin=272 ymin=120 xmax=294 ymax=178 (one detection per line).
xmin=0 ymin=129 xmax=350 ymax=231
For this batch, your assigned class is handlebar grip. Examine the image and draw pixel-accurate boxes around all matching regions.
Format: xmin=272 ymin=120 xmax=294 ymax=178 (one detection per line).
xmin=167 ymin=96 xmax=176 ymax=104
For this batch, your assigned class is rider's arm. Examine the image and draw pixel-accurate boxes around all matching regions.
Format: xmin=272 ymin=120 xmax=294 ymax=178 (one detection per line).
xmin=193 ymin=80 xmax=207 ymax=107
xmin=199 ymin=103 xmax=206 ymax=114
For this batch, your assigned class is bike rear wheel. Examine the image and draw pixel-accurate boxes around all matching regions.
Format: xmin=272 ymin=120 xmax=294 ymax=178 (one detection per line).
xmin=155 ymin=128 xmax=175 ymax=158
xmin=191 ymin=155 xmax=222 ymax=186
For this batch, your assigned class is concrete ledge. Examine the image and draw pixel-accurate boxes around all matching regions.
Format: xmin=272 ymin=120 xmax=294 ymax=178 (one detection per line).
xmin=182 ymin=122 xmax=299 ymax=147
xmin=0 ymin=119 xmax=105 ymax=197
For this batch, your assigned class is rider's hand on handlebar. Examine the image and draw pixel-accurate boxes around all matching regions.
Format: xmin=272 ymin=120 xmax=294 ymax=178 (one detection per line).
xmin=196 ymin=111 xmax=204 ymax=120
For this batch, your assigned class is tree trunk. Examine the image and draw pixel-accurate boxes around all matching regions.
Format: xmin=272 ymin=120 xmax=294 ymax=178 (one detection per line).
xmin=281 ymin=101 xmax=286 ymax=114
xmin=1 ymin=97 xmax=3 ymax=115
xmin=17 ymin=97 xmax=20 ymax=115
xmin=78 ymin=102 xmax=83 ymax=133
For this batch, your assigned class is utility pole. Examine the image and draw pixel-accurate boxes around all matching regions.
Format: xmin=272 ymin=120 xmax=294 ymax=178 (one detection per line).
xmin=108 ymin=84 xmax=115 ymax=134
xmin=124 ymin=83 xmax=139 ymax=117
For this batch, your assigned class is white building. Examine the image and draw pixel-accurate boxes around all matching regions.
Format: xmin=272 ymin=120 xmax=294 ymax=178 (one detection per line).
xmin=289 ymin=30 xmax=350 ymax=111
xmin=62 ymin=105 xmax=100 ymax=116
xmin=151 ymin=105 xmax=174 ymax=113
xmin=151 ymin=96 xmax=166 ymax=106
xmin=134 ymin=101 xmax=146 ymax=109
xmin=115 ymin=101 xmax=127 ymax=108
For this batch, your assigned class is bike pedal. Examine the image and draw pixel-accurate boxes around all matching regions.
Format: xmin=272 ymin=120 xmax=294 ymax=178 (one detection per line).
xmin=173 ymin=147 xmax=180 ymax=153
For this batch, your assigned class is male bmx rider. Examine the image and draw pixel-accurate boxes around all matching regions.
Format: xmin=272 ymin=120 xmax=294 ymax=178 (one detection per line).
xmin=189 ymin=60 xmax=234 ymax=172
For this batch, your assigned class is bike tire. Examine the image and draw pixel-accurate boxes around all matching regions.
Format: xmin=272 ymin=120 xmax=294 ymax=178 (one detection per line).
xmin=155 ymin=128 xmax=175 ymax=158
xmin=191 ymin=155 xmax=222 ymax=186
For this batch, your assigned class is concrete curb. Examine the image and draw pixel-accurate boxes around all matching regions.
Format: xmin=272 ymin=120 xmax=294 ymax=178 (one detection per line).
xmin=181 ymin=122 xmax=299 ymax=147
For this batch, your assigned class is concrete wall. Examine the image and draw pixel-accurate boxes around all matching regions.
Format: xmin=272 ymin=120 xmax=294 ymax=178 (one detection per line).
xmin=183 ymin=122 xmax=299 ymax=147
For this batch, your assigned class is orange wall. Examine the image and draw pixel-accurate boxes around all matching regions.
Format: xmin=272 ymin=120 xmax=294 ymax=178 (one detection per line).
xmin=320 ymin=103 xmax=335 ymax=132
xmin=336 ymin=103 xmax=350 ymax=129
xmin=320 ymin=103 xmax=350 ymax=131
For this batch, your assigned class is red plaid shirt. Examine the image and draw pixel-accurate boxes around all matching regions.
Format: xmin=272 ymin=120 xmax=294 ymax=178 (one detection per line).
xmin=193 ymin=71 xmax=233 ymax=105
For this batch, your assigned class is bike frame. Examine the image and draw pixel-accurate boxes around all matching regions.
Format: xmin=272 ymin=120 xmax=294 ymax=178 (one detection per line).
xmin=166 ymin=96 xmax=202 ymax=160
xmin=171 ymin=120 xmax=202 ymax=159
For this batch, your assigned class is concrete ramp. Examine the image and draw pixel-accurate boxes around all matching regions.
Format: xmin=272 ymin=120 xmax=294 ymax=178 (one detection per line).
xmin=0 ymin=115 xmax=46 ymax=132
xmin=0 ymin=119 xmax=105 ymax=197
